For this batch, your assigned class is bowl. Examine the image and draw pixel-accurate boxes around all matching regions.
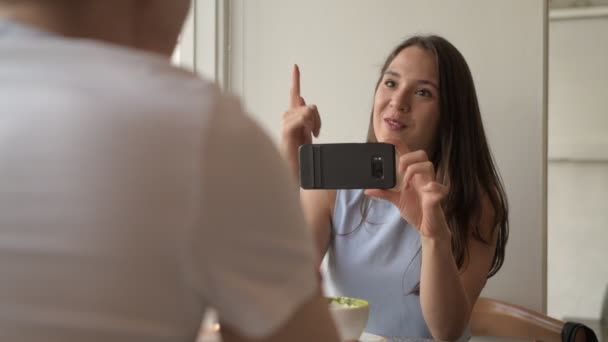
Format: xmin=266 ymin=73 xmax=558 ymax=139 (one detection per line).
xmin=327 ymin=296 xmax=370 ymax=341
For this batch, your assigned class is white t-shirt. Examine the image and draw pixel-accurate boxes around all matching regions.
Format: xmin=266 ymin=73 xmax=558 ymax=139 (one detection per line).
xmin=0 ymin=19 xmax=317 ymax=342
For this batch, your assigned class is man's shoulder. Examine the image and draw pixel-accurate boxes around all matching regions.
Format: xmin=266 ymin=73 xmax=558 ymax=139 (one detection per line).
xmin=3 ymin=33 xmax=216 ymax=100
xmin=69 ymin=41 xmax=226 ymax=122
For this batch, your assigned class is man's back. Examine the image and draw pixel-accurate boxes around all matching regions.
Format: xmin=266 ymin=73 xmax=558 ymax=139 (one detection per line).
xmin=0 ymin=19 xmax=323 ymax=341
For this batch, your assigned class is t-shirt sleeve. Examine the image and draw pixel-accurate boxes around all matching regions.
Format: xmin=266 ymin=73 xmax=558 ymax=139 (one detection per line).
xmin=191 ymin=94 xmax=318 ymax=338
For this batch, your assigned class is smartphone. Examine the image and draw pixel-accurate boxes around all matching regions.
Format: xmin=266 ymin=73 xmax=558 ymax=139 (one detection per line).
xmin=299 ymin=143 xmax=396 ymax=189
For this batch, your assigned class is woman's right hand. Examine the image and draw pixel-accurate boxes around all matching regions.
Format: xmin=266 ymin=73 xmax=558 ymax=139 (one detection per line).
xmin=280 ymin=64 xmax=321 ymax=181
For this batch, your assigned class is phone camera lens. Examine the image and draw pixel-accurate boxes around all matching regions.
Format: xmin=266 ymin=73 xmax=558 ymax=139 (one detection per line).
xmin=371 ymin=156 xmax=384 ymax=179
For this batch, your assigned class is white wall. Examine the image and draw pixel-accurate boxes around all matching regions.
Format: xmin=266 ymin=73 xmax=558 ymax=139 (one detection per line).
xmin=547 ymin=14 xmax=608 ymax=320
xmin=172 ymin=2 xmax=195 ymax=70
xmin=173 ymin=0 xmax=224 ymax=79
xmin=225 ymin=0 xmax=548 ymax=313
xmin=548 ymin=15 xmax=608 ymax=161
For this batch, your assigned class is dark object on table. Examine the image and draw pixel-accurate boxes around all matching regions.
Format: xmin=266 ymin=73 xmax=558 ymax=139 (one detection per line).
xmin=562 ymin=322 xmax=598 ymax=342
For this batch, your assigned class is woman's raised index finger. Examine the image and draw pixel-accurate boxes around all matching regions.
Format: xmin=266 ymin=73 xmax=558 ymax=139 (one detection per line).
xmin=290 ymin=64 xmax=301 ymax=108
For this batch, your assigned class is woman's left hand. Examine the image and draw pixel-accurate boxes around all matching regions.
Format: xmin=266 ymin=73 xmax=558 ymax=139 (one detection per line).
xmin=365 ymin=138 xmax=451 ymax=240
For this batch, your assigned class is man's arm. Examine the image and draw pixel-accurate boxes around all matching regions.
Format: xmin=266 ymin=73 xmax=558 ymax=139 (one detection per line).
xmin=222 ymin=292 xmax=340 ymax=342
xmin=195 ymin=94 xmax=339 ymax=341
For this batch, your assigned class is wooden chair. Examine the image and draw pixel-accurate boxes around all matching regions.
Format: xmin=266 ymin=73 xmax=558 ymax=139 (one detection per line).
xmin=471 ymin=297 xmax=592 ymax=342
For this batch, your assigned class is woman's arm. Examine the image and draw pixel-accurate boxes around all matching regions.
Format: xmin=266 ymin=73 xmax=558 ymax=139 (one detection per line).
xmin=419 ymin=195 xmax=497 ymax=341
xmin=278 ymin=64 xmax=331 ymax=265
xmin=364 ymin=139 xmax=498 ymax=341
xmin=299 ymin=189 xmax=336 ymax=268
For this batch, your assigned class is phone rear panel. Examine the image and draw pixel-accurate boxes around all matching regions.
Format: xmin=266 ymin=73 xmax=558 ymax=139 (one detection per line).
xmin=299 ymin=143 xmax=395 ymax=189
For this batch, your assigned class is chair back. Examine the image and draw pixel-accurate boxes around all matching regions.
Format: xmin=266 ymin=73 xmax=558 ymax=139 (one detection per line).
xmin=471 ymin=297 xmax=563 ymax=342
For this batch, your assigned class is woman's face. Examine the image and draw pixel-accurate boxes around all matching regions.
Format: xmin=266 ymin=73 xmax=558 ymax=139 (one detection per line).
xmin=372 ymin=46 xmax=440 ymax=155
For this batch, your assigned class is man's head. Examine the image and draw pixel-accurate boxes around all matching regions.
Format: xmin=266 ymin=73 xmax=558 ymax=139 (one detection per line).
xmin=0 ymin=0 xmax=191 ymax=56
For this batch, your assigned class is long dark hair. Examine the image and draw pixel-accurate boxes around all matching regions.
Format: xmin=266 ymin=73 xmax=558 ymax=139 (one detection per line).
xmin=365 ymin=35 xmax=508 ymax=277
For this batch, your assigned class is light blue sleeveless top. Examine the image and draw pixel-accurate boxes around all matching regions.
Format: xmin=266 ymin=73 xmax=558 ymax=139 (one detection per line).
xmin=325 ymin=189 xmax=470 ymax=341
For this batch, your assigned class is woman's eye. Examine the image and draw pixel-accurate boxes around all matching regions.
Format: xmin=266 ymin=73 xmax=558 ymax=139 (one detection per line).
xmin=384 ymin=80 xmax=396 ymax=88
xmin=415 ymin=89 xmax=432 ymax=97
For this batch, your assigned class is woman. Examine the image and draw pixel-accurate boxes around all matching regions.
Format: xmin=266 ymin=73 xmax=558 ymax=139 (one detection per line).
xmin=280 ymin=35 xmax=509 ymax=341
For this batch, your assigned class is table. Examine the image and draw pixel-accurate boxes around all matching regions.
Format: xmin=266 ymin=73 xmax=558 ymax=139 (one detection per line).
xmin=360 ymin=332 xmax=434 ymax=342
xmin=198 ymin=328 xmax=433 ymax=342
